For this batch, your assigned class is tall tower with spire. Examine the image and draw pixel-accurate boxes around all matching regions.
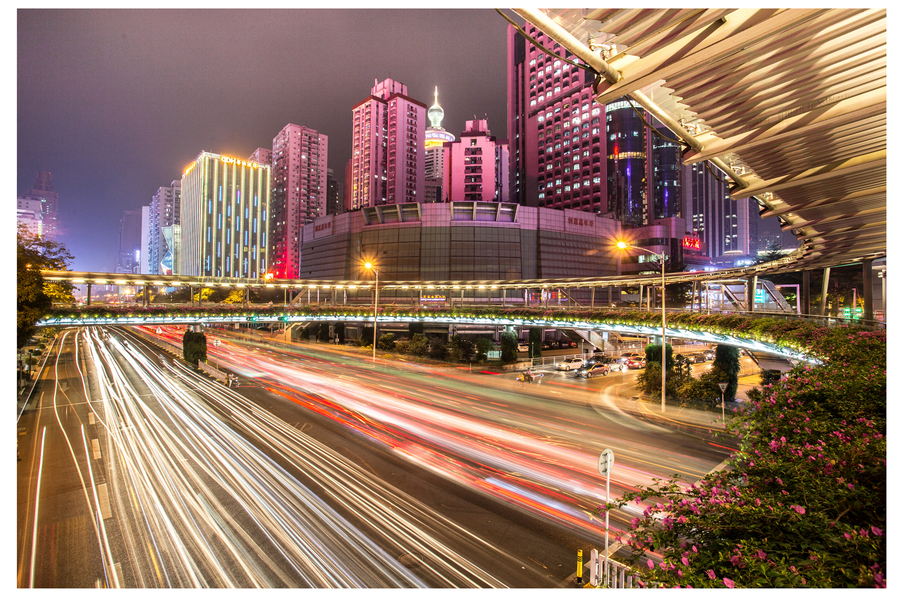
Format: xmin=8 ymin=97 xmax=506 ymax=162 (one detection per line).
xmin=424 ymin=87 xmax=455 ymax=202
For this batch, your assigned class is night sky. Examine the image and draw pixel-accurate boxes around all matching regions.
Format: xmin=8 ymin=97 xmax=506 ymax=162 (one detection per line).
xmin=17 ymin=8 xmax=515 ymax=273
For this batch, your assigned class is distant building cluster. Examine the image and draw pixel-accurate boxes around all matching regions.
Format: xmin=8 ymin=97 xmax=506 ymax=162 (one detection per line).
xmin=21 ymin=26 xmax=795 ymax=286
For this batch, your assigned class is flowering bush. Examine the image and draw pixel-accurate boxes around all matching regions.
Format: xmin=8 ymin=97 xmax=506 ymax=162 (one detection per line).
xmin=600 ymin=326 xmax=886 ymax=588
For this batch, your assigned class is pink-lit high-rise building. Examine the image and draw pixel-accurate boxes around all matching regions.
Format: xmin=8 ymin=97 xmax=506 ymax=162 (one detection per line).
xmin=270 ymin=124 xmax=328 ymax=279
xmin=443 ymin=119 xmax=509 ymax=203
xmin=349 ymin=78 xmax=426 ymax=210
xmin=507 ymin=23 xmax=607 ymax=213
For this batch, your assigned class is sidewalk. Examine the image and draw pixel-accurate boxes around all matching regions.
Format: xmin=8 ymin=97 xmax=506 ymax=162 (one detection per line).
xmin=633 ymin=372 xmax=761 ymax=431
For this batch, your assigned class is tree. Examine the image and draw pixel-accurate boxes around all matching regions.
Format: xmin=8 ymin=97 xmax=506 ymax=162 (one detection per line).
xmin=182 ymin=329 xmax=207 ymax=367
xmin=528 ymin=327 xmax=543 ymax=358
xmin=475 ymin=338 xmax=494 ymax=362
xmin=711 ymin=344 xmax=741 ymax=401
xmin=500 ymin=331 xmax=518 ymax=363
xmin=17 ymin=224 xmax=74 ymax=347
xmin=448 ymin=335 xmax=475 ymax=362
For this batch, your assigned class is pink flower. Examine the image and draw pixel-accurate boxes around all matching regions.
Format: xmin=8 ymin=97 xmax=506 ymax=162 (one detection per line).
xmin=723 ymin=578 xmax=735 ymax=588
xmin=706 ymin=570 xmax=716 ymax=580
xmin=757 ymin=549 xmax=767 ymax=560
xmin=647 ymin=559 xmax=655 ymax=570
xmin=790 ymin=505 xmax=806 ymax=514
xmin=682 ymin=556 xmax=690 ymax=567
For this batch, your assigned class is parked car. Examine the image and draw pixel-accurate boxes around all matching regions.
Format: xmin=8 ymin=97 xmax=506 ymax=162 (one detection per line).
xmin=624 ymin=358 xmax=646 ymax=369
xmin=556 ymin=357 xmax=585 ymax=371
xmin=685 ymin=352 xmax=707 ymax=363
xmin=704 ymin=349 xmax=716 ymax=361
xmin=517 ymin=343 xmax=529 ymax=352
xmin=576 ymin=363 xmax=611 ymax=378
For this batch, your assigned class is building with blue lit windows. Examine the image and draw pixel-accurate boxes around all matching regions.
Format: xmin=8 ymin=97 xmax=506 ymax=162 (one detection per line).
xmin=179 ymin=151 xmax=271 ymax=278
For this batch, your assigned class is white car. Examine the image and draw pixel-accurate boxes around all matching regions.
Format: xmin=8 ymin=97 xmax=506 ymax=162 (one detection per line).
xmin=556 ymin=357 xmax=585 ymax=371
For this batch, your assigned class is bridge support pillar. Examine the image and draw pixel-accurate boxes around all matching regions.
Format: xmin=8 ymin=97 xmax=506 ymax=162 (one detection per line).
xmin=863 ymin=258 xmax=874 ymax=322
xmin=607 ymin=286 xmax=612 ymax=307
xmin=86 ymin=283 xmax=92 ymax=306
xmin=802 ymin=270 xmax=811 ymax=315
xmin=880 ymin=270 xmax=886 ymax=323
xmin=591 ymin=287 xmax=595 ymax=309
xmin=819 ymin=267 xmax=831 ymax=316
xmin=144 ymin=284 xmax=150 ymax=307
xmin=502 ymin=288 xmax=506 ymax=307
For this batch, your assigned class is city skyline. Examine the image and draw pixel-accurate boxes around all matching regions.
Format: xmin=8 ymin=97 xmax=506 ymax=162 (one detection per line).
xmin=17 ymin=9 xmax=511 ymax=273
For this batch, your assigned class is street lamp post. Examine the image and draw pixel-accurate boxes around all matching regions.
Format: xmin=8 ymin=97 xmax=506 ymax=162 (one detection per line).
xmin=364 ymin=262 xmax=379 ymax=362
xmin=617 ymin=241 xmax=667 ymax=412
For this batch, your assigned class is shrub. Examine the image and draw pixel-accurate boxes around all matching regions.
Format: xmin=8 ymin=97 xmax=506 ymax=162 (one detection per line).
xmin=500 ymin=331 xmax=518 ymax=363
xmin=428 ymin=338 xmax=447 ymax=360
xmin=407 ymin=333 xmax=429 ymax=357
xmin=377 ymin=332 xmax=396 ymax=351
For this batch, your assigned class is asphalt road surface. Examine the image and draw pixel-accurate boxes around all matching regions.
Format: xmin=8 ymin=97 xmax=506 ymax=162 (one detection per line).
xmin=17 ymin=326 xmax=738 ymax=588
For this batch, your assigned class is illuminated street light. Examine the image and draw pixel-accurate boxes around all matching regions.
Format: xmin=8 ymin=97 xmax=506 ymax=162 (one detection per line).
xmin=617 ymin=241 xmax=667 ymax=413
xmin=364 ymin=261 xmax=379 ymax=362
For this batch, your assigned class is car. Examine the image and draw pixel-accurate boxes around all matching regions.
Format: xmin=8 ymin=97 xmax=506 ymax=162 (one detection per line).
xmin=518 ymin=343 xmax=529 ymax=352
xmin=576 ymin=363 xmax=610 ymax=378
xmin=625 ymin=358 xmax=646 ymax=369
xmin=685 ymin=352 xmax=707 ymax=363
xmin=619 ymin=352 xmax=643 ymax=362
xmin=556 ymin=357 xmax=585 ymax=371
xmin=703 ymin=349 xmax=716 ymax=360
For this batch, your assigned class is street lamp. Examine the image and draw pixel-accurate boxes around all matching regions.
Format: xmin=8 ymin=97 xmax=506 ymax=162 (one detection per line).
xmin=616 ymin=241 xmax=667 ymax=413
xmin=364 ymin=261 xmax=379 ymax=362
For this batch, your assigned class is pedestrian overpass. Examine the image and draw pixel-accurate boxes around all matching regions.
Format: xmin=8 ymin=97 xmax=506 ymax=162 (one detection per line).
xmin=36 ymin=303 xmax=821 ymax=366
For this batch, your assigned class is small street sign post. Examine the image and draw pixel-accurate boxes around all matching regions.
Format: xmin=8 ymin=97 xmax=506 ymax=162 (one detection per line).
xmin=718 ymin=382 xmax=728 ymax=424
xmin=598 ymin=448 xmax=615 ymax=586
xmin=213 ymin=338 xmax=221 ymax=370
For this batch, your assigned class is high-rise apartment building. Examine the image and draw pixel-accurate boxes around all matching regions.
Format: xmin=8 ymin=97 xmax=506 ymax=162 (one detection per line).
xmin=17 ymin=171 xmax=59 ymax=240
xmin=148 ymin=180 xmax=181 ymax=275
xmin=507 ymin=24 xmax=606 ymax=212
xmin=424 ymin=87 xmax=455 ymax=203
xmin=349 ymin=78 xmax=426 ymax=210
xmin=179 ymin=151 xmax=271 ymax=278
xmin=443 ymin=119 xmax=509 ymax=203
xmin=116 ymin=209 xmax=143 ymax=274
xmin=326 ymin=168 xmax=344 ymax=216
xmin=270 ymin=124 xmax=328 ymax=279
xmin=140 ymin=205 xmax=151 ymax=275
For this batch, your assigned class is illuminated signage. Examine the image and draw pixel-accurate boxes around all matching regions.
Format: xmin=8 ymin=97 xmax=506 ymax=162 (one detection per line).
xmin=220 ymin=156 xmax=264 ymax=169
xmin=567 ymin=216 xmax=595 ymax=228
xmin=184 ymin=161 xmax=197 ymax=176
xmin=682 ymin=237 xmax=702 ymax=250
xmin=421 ymin=294 xmax=446 ymax=302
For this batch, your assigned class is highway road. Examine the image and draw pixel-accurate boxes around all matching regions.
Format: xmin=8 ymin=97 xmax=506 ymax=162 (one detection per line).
xmin=17 ymin=326 xmax=739 ymax=588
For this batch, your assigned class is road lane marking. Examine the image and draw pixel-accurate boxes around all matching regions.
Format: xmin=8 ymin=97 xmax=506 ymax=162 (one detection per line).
xmin=91 ymin=438 xmax=102 ymax=459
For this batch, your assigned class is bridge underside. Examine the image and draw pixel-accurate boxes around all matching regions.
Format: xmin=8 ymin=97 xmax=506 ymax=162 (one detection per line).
xmin=38 ymin=313 xmax=816 ymax=365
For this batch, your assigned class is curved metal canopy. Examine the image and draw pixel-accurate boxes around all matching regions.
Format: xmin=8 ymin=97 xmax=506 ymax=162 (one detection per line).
xmin=514 ymin=8 xmax=887 ymax=272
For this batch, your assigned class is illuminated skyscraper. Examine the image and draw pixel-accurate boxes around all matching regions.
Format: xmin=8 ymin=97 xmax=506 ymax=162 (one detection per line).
xmin=424 ymin=87 xmax=455 ymax=202
xmin=180 ymin=151 xmax=271 ymax=278
xmin=148 ymin=180 xmax=180 ymax=275
xmin=17 ymin=171 xmax=59 ymax=240
xmin=507 ymin=23 xmax=606 ymax=212
xmin=349 ymin=78 xmax=426 ymax=209
xmin=270 ymin=124 xmax=328 ymax=279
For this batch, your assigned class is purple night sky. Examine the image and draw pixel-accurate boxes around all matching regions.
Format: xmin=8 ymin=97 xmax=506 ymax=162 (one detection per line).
xmin=17 ymin=9 xmax=513 ymax=273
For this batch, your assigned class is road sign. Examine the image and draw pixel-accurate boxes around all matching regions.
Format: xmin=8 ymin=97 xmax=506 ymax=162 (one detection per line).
xmin=599 ymin=448 xmax=614 ymax=476
xmin=156 ymin=327 xmax=162 ymax=334
xmin=213 ymin=339 xmax=221 ymax=347
xmin=718 ymin=382 xmax=728 ymax=392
